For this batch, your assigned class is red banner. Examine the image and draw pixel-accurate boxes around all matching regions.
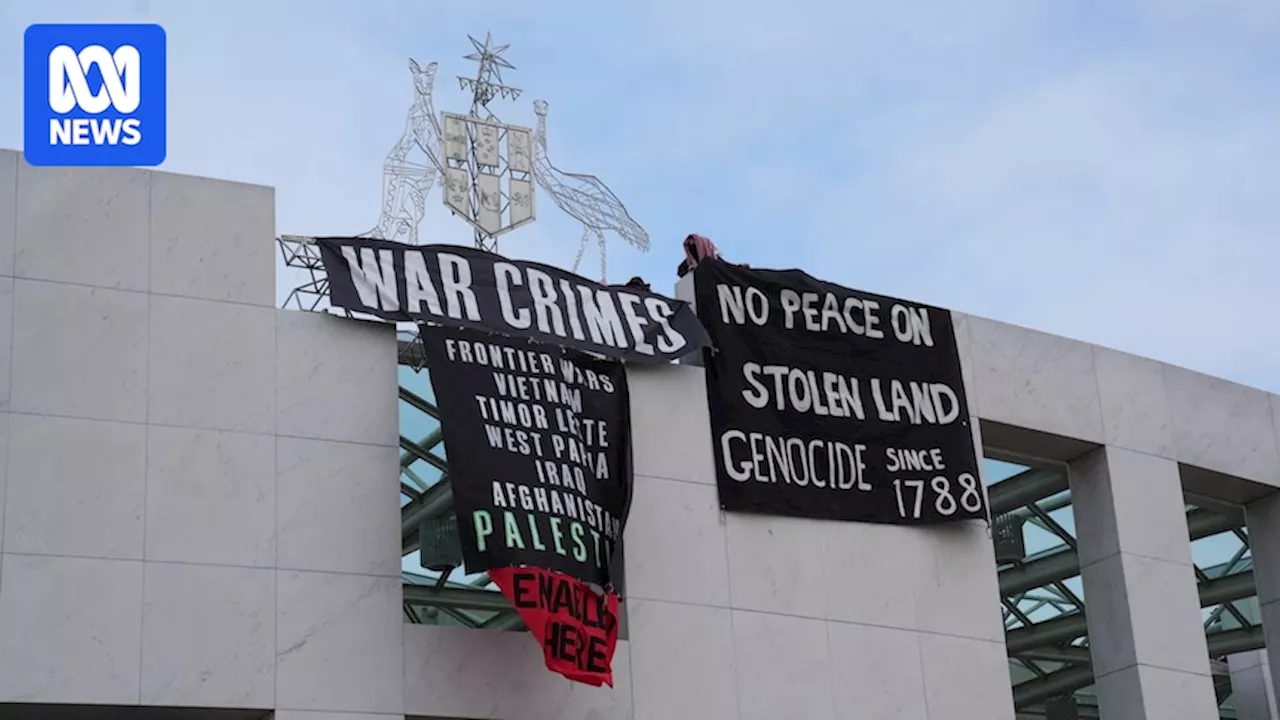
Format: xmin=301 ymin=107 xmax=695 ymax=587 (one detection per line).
xmin=489 ymin=566 xmax=621 ymax=687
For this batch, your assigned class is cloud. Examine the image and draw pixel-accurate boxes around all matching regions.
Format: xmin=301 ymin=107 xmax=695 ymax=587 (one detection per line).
xmin=2 ymin=1 xmax=1278 ymax=390
xmin=812 ymin=45 xmax=1280 ymax=388
xmin=628 ymin=1 xmax=1280 ymax=389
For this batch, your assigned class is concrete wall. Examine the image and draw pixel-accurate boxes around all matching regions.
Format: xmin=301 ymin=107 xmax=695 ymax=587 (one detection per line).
xmin=1228 ymin=650 xmax=1278 ymax=720
xmin=404 ymin=362 xmax=1012 ymax=720
xmin=3 ymin=149 xmax=1280 ymax=719
xmin=0 ymin=150 xmax=403 ymax=720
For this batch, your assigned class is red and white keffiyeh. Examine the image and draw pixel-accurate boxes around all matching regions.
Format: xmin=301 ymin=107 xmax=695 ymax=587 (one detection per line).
xmin=682 ymin=233 xmax=720 ymax=269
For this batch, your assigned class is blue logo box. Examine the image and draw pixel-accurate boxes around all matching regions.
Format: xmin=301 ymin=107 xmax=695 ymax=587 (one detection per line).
xmin=23 ymin=23 xmax=167 ymax=167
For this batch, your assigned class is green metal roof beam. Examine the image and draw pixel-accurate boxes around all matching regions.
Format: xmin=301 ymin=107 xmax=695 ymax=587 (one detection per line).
xmin=399 ymin=386 xmax=440 ymax=417
xmin=1012 ymin=665 xmax=1094 ymax=708
xmin=1012 ymin=625 xmax=1264 ymax=709
xmin=1005 ymin=570 xmax=1257 ymax=654
xmin=400 ymin=427 xmax=444 ymax=469
xmin=1016 ymin=647 xmax=1090 ymax=665
xmin=403 ymin=584 xmax=513 ymax=612
xmin=988 ymin=468 xmax=1069 ymax=515
xmin=479 ymin=612 xmax=526 ymax=631
xmin=1005 ymin=493 xmax=1073 ymax=523
xmin=1000 ymin=507 xmax=1246 ymax=596
xmin=400 ymin=435 xmax=448 ymax=474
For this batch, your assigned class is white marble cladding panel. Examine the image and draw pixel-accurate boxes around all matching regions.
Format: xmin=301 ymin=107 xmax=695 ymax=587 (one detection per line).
xmin=1226 ymin=650 xmax=1278 ymax=720
xmin=1246 ymin=492 xmax=1280 ymax=606
xmin=910 ymin=521 xmax=1007 ymax=642
xmin=828 ymin=623 xmax=928 ymax=720
xmin=965 ymin=315 xmax=1105 ymax=442
xmin=622 ymin=474 xmax=730 ymax=607
xmin=0 ymin=150 xmax=15 ymax=276
xmin=1164 ymin=364 xmax=1280 ymax=485
xmin=732 ymin=610 xmax=834 ymax=720
xmin=4 ymin=414 xmax=146 ymax=560
xmin=625 ymin=364 xmax=716 ymax=485
xmin=14 ymin=163 xmax=151 ymax=291
xmin=276 ymin=310 xmax=399 ymax=446
xmin=0 ymin=276 xmax=11 ymax=410
xmin=275 ymin=707 xmax=404 ymax=712
xmin=1093 ymin=665 xmax=1223 ymax=719
xmin=140 ymin=561 xmax=275 ymax=708
xmin=150 ymin=171 xmax=275 ymax=306
xmin=9 ymin=158 xmax=277 ymax=303
xmin=276 ymin=437 xmax=401 ymax=576
xmin=0 ymin=554 xmax=143 ymax=704
xmin=149 ymin=294 xmax=277 ymax=433
xmin=144 ymin=425 xmax=276 ymax=567
xmin=950 ymin=312 xmax=980 ymax=414
xmin=0 ymin=413 xmax=7 ymax=551
xmin=1274 ymin=393 xmax=1280 ymax=479
xmin=918 ymin=633 xmax=1017 ymax=720
xmin=721 ymin=511 xmax=1003 ymax=642
xmin=964 ymin=314 xmax=1280 ymax=488
xmin=0 ymin=159 xmax=433 ymax=715
xmin=276 ymin=570 xmax=404 ymax=715
xmin=725 ymin=513 xmax=827 ymax=618
xmin=1093 ymin=346 xmax=1175 ymax=457
xmin=1081 ymin=552 xmax=1211 ymax=678
xmin=403 ymin=624 xmax=632 ymax=719
xmin=629 ymin=599 xmax=737 ymax=720
xmin=1071 ymin=447 xmax=1193 ymax=568
xmin=10 ymin=279 xmax=149 ymax=422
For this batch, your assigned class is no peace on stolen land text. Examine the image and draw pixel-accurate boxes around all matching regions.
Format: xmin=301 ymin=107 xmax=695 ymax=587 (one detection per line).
xmin=693 ymin=260 xmax=986 ymax=525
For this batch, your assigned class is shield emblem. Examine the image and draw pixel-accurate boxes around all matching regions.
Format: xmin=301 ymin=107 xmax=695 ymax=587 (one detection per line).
xmin=441 ymin=112 xmax=536 ymax=238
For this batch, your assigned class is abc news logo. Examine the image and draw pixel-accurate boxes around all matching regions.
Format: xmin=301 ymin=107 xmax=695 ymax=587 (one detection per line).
xmin=23 ymin=24 xmax=166 ymax=167
xmin=48 ymin=44 xmax=143 ymax=147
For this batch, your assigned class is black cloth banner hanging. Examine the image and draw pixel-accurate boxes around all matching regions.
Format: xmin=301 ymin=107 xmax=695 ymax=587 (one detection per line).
xmin=693 ymin=259 xmax=987 ymax=524
xmin=420 ymin=324 xmax=633 ymax=587
xmin=317 ymin=236 xmax=710 ymax=364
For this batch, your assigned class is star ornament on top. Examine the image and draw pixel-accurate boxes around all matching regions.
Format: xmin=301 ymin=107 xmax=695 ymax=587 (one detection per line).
xmin=465 ymin=32 xmax=515 ymax=75
xmin=458 ymin=31 xmax=523 ymax=109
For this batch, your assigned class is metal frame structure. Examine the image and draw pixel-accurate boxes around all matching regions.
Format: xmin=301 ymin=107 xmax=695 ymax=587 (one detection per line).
xmin=273 ymin=25 xmax=655 ymax=620
xmin=278 ymin=31 xmax=652 ymax=318
xmin=275 ymin=30 xmax=658 ymax=634
xmin=988 ymin=457 xmax=1259 ymax=718
xmin=397 ymin=333 xmax=523 ymax=630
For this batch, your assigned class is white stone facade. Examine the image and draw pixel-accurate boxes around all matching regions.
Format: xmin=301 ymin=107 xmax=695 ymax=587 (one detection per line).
xmin=0 ymin=148 xmax=1277 ymax=719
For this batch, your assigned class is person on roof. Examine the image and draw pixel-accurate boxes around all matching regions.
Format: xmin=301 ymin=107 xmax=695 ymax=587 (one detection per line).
xmin=677 ymin=233 xmax=720 ymax=278
xmin=625 ymin=276 xmax=652 ymax=292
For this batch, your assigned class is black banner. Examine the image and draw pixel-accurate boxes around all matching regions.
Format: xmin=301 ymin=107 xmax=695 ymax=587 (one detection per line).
xmin=694 ymin=260 xmax=986 ymax=524
xmin=318 ymin=237 xmax=709 ymax=364
xmin=421 ymin=324 xmax=633 ymax=587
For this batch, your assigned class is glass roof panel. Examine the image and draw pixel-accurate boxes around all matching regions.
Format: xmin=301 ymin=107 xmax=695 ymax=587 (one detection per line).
xmin=984 ymin=458 xmax=1027 ymax=484
xmin=398 ymin=358 xmax=513 ymax=627
xmin=1005 ymin=489 xmax=1256 ymax=714
xmin=1022 ymin=520 xmax=1070 ymax=557
xmin=1192 ymin=529 xmax=1248 ymax=574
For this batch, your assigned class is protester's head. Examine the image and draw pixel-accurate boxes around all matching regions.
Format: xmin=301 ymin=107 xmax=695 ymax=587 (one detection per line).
xmin=626 ymin=276 xmax=651 ymax=292
xmin=683 ymin=234 xmax=720 ymax=267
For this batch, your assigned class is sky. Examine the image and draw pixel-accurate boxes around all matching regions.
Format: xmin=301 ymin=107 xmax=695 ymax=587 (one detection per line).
xmin=2 ymin=0 xmax=1279 ymax=392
